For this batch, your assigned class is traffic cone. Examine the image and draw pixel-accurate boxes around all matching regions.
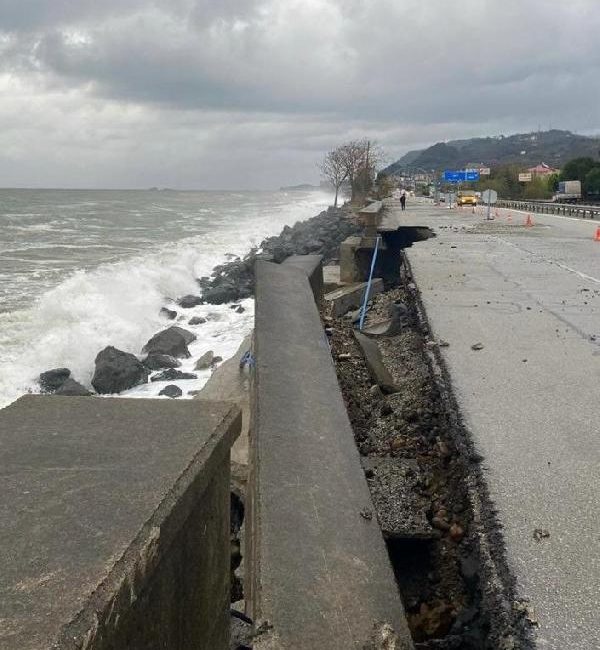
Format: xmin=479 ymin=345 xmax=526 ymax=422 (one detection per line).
xmin=594 ymin=227 xmax=600 ymax=242
xmin=525 ymin=214 xmax=534 ymax=227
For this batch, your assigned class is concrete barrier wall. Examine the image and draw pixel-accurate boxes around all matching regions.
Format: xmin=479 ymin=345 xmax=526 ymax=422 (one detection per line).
xmin=0 ymin=396 xmax=240 ymax=650
xmin=282 ymin=254 xmax=323 ymax=306
xmin=247 ymin=259 xmax=412 ymax=649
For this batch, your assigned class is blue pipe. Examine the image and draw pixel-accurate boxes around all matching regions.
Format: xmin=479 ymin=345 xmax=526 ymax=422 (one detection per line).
xmin=359 ymin=235 xmax=381 ymax=330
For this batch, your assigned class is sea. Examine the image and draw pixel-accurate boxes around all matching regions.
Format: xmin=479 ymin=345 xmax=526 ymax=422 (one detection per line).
xmin=0 ymin=188 xmax=334 ymax=409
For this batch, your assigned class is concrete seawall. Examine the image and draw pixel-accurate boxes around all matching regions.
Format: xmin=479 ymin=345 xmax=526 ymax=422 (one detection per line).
xmin=0 ymin=396 xmax=240 ymax=649
xmin=246 ymin=257 xmax=412 ymax=648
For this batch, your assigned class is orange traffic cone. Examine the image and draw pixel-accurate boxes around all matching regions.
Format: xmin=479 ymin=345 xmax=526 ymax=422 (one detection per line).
xmin=525 ymin=214 xmax=534 ymax=227
xmin=594 ymin=227 xmax=600 ymax=242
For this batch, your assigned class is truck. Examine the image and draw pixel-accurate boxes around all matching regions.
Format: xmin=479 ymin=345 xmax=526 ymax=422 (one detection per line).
xmin=553 ymin=180 xmax=582 ymax=203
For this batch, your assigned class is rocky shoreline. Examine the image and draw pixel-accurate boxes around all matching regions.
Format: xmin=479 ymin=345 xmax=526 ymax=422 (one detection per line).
xmin=35 ymin=205 xmax=359 ymax=399
xmin=197 ymin=205 xmax=359 ymax=304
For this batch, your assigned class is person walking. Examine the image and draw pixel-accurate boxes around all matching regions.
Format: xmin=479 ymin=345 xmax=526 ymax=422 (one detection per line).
xmin=400 ymin=190 xmax=406 ymax=211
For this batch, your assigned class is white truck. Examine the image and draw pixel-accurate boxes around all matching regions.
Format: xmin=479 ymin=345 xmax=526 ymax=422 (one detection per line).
xmin=553 ymin=180 xmax=582 ymax=203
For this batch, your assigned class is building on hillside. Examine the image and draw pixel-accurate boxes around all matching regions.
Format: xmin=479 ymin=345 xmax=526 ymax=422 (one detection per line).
xmin=527 ymin=162 xmax=559 ymax=177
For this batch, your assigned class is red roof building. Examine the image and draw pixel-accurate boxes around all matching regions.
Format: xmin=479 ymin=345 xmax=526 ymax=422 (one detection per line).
xmin=527 ymin=162 xmax=559 ymax=176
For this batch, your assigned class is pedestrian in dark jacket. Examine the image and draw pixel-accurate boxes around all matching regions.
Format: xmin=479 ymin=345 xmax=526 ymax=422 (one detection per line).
xmin=400 ymin=191 xmax=406 ymax=211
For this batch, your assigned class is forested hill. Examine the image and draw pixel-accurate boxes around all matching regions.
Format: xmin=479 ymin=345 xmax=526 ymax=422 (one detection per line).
xmin=384 ymin=130 xmax=600 ymax=173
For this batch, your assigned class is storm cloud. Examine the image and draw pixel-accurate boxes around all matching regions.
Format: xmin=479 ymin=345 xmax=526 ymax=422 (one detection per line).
xmin=1 ymin=0 xmax=600 ymax=188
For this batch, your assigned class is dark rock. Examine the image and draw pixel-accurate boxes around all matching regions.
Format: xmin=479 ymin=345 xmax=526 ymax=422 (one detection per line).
xmin=54 ymin=378 xmax=92 ymax=396
xmin=201 ymin=284 xmax=239 ymax=305
xmin=92 ymin=346 xmax=149 ymax=394
xmin=143 ymin=354 xmax=182 ymax=370
xmin=170 ymin=325 xmax=196 ymax=344
xmin=39 ymin=368 xmax=70 ymax=393
xmin=150 ymin=368 xmax=198 ymax=382
xmin=198 ymin=207 xmax=359 ymax=304
xmin=177 ymin=294 xmax=203 ymax=308
xmin=212 ymin=356 xmax=223 ymax=365
xmin=158 ymin=384 xmax=182 ymax=398
xmin=159 ymin=307 xmax=177 ymax=320
xmin=194 ymin=351 xmax=214 ymax=370
xmin=142 ymin=326 xmax=196 ymax=358
xmin=234 ymin=306 xmax=245 ymax=314
xmin=188 ymin=316 xmax=207 ymax=325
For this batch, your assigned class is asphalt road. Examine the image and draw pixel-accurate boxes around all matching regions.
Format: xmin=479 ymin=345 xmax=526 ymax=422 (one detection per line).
xmin=403 ymin=201 xmax=600 ymax=649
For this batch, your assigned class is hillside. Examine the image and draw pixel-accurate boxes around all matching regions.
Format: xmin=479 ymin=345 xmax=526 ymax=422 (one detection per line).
xmin=384 ymin=130 xmax=600 ymax=174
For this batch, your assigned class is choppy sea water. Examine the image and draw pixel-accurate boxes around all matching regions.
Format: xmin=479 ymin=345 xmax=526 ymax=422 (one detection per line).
xmin=0 ymin=188 xmax=333 ymax=408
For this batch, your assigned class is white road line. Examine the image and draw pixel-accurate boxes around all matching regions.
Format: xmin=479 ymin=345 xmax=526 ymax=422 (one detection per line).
xmin=498 ymin=237 xmax=600 ymax=285
xmin=496 ymin=206 xmax=596 ymax=224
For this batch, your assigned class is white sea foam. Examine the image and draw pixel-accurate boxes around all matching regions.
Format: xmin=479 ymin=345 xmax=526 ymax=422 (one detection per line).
xmin=0 ymin=190 xmax=333 ymax=408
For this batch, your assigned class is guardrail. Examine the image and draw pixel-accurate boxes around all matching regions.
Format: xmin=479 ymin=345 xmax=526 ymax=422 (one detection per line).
xmin=498 ymin=199 xmax=600 ymax=219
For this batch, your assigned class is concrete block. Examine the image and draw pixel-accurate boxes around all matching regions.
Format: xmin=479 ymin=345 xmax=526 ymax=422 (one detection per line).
xmin=0 ymin=395 xmax=241 ymax=650
xmin=324 ymin=278 xmax=384 ymax=317
xmin=322 ymin=264 xmax=342 ymax=293
xmin=354 ymin=330 xmax=399 ymax=393
xmin=247 ymin=260 xmax=412 ymax=649
xmin=282 ymin=254 xmax=323 ymax=306
xmin=339 ymin=236 xmax=363 ymax=283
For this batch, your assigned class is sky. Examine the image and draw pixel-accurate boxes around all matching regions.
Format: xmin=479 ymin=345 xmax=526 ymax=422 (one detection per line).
xmin=1 ymin=0 xmax=600 ymax=189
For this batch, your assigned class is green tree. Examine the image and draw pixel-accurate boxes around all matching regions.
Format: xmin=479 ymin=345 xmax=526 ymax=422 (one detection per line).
xmin=546 ymin=172 xmax=560 ymax=193
xmin=560 ymin=157 xmax=597 ymax=182
xmin=584 ymin=167 xmax=600 ymax=196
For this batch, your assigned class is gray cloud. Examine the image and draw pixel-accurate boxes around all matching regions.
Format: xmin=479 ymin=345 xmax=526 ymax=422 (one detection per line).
xmin=1 ymin=0 xmax=600 ymax=188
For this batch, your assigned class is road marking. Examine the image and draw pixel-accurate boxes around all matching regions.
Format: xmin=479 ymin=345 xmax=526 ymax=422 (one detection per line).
xmin=552 ymin=262 xmax=600 ymax=285
xmin=498 ymin=237 xmax=600 ymax=285
xmin=497 ymin=206 xmax=596 ymax=224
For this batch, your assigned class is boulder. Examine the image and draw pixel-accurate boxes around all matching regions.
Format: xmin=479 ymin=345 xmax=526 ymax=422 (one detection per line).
xmin=92 ymin=346 xmax=149 ymax=394
xmin=201 ymin=284 xmax=239 ymax=305
xmin=188 ymin=316 xmax=207 ymax=325
xmin=159 ymin=307 xmax=177 ymax=320
xmin=177 ymin=294 xmax=203 ymax=308
xmin=194 ymin=351 xmax=214 ymax=370
xmin=159 ymin=384 xmax=182 ymax=398
xmin=142 ymin=326 xmax=196 ymax=358
xmin=150 ymin=368 xmax=198 ymax=382
xmin=39 ymin=368 xmax=70 ymax=393
xmin=235 ymin=306 xmax=245 ymax=314
xmin=171 ymin=325 xmax=197 ymax=345
xmin=54 ymin=378 xmax=93 ymax=396
xmin=143 ymin=354 xmax=182 ymax=370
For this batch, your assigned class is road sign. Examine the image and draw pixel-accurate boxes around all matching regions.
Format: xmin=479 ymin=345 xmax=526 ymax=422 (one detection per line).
xmin=482 ymin=188 xmax=498 ymax=221
xmin=518 ymin=173 xmax=532 ymax=182
xmin=481 ymin=189 xmax=498 ymax=204
xmin=443 ymin=170 xmax=462 ymax=183
xmin=443 ymin=169 xmax=480 ymax=183
xmin=479 ymin=167 xmax=491 ymax=176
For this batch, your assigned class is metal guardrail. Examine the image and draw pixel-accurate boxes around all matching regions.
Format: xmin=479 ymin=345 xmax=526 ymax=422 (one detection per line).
xmin=498 ymin=199 xmax=600 ymax=219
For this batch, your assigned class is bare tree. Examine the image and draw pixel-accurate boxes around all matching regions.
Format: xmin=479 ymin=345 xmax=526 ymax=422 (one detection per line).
xmin=320 ymin=139 xmax=386 ymax=206
xmin=319 ymin=148 xmax=348 ymax=208
xmin=339 ymin=139 xmax=385 ymax=203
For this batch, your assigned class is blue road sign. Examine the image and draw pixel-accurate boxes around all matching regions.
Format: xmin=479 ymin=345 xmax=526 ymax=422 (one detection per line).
xmin=443 ymin=170 xmax=462 ymax=182
xmin=443 ymin=169 xmax=480 ymax=183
